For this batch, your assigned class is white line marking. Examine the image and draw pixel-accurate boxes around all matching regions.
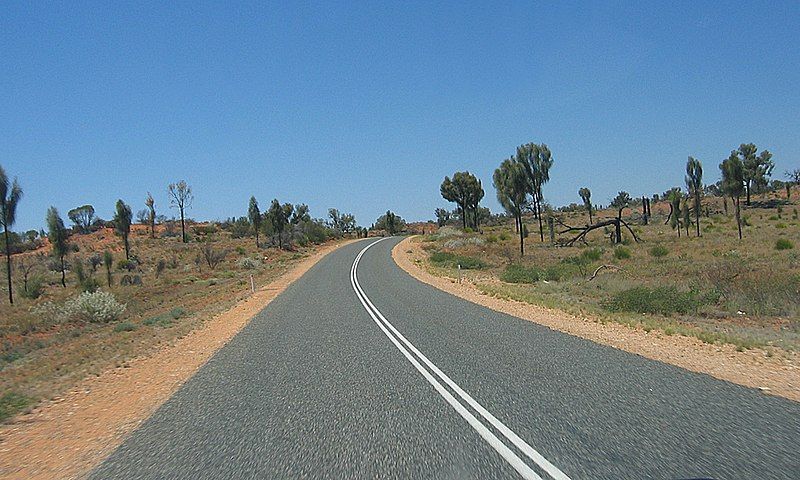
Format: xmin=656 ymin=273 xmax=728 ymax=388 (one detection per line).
xmin=350 ymin=238 xmax=571 ymax=480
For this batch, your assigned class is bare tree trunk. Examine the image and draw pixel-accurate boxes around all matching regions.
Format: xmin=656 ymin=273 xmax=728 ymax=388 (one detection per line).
xmin=180 ymin=208 xmax=187 ymax=243
xmin=535 ymin=196 xmax=544 ymax=242
xmin=518 ymin=214 xmax=524 ymax=256
xmin=4 ymin=228 xmax=12 ymax=304
xmin=124 ymin=235 xmax=130 ymax=260
xmin=745 ymin=182 xmax=751 ymax=206
xmin=694 ymin=196 xmax=701 ymax=237
xmin=735 ymin=196 xmax=742 ymax=240
xmin=60 ymin=255 xmax=66 ymax=287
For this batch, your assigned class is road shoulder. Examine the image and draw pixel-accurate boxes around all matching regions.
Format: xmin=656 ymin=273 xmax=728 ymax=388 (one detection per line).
xmin=0 ymin=239 xmax=359 ymax=480
xmin=392 ymin=236 xmax=799 ymax=403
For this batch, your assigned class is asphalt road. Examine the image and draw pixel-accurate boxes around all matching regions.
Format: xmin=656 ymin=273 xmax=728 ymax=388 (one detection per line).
xmin=91 ymin=237 xmax=800 ymax=479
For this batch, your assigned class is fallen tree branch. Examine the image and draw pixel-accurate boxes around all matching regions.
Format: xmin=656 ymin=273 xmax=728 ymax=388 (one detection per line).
xmin=588 ymin=264 xmax=621 ymax=281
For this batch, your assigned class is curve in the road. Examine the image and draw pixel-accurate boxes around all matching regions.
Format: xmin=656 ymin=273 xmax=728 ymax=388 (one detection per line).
xmin=351 ymin=238 xmax=570 ymax=480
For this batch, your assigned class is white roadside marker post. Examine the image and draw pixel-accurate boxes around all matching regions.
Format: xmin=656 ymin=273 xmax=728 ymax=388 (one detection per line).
xmin=250 ymin=274 xmax=255 ymax=293
xmin=458 ymin=264 xmax=461 ymax=284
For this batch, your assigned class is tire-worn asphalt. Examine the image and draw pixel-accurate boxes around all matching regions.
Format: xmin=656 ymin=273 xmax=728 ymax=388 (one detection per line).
xmin=91 ymin=238 xmax=799 ymax=479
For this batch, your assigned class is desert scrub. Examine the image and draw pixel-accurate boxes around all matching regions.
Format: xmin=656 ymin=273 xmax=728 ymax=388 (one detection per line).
xmin=143 ymin=307 xmax=187 ymax=327
xmin=604 ymin=286 xmax=712 ymax=315
xmin=613 ymin=246 xmax=632 ymax=260
xmin=500 ymin=264 xmax=542 ymax=284
xmin=113 ymin=321 xmax=137 ymax=332
xmin=775 ymin=238 xmax=794 ymax=250
xmin=33 ymin=290 xmax=126 ymax=325
xmin=649 ymin=245 xmax=669 ymax=257
xmin=236 ymin=257 xmax=261 ymax=269
xmin=429 ymin=251 xmax=486 ymax=269
xmin=0 ymin=392 xmax=32 ymax=422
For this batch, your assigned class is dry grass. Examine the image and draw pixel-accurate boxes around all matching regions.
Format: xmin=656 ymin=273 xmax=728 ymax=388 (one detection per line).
xmin=422 ymin=192 xmax=800 ymax=353
xmin=0 ymin=224 xmax=330 ymax=422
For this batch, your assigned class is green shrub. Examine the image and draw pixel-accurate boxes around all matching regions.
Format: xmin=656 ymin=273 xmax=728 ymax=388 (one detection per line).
xmin=117 ymin=259 xmax=137 ymax=272
xmin=581 ymin=247 xmax=603 ymax=262
xmin=500 ymin=264 xmax=541 ymax=283
xmin=613 ymin=246 xmax=632 ymax=260
xmin=498 ymin=232 xmax=510 ymax=241
xmin=143 ymin=307 xmax=186 ymax=327
xmin=545 ymin=263 xmax=579 ymax=281
xmin=649 ymin=245 xmax=669 ymax=257
xmin=0 ymin=392 xmax=31 ymax=422
xmin=429 ymin=252 xmax=486 ymax=269
xmin=776 ymin=223 xmax=787 ymax=229
xmin=20 ymin=275 xmax=45 ymax=300
xmin=235 ymin=246 xmax=247 ymax=255
xmin=604 ymin=286 xmax=711 ymax=315
xmin=768 ymin=215 xmax=780 ymax=221
xmin=486 ymin=234 xmax=498 ymax=243
xmin=775 ymin=238 xmax=794 ymax=250
xmin=114 ymin=321 xmax=137 ymax=332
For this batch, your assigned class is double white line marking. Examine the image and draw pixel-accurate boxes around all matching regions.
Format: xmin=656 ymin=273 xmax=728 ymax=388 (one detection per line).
xmin=350 ymin=239 xmax=571 ymax=480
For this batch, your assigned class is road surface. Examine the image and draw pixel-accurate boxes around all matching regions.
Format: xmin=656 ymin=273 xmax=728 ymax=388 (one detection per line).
xmin=92 ymin=237 xmax=799 ymax=479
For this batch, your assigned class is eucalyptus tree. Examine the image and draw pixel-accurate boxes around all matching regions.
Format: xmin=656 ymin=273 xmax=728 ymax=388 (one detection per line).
xmin=168 ymin=180 xmax=193 ymax=243
xmin=493 ymin=158 xmax=529 ymax=255
xmin=736 ymin=143 xmax=774 ymax=205
xmin=685 ymin=157 xmax=703 ymax=237
xmin=434 ymin=208 xmax=450 ymax=227
xmin=114 ymin=199 xmax=133 ymax=260
xmin=516 ymin=143 xmax=553 ymax=241
xmin=267 ymin=199 xmax=292 ymax=249
xmin=248 ymin=196 xmax=261 ymax=248
xmin=0 ymin=166 xmax=23 ymax=304
xmin=441 ymin=171 xmax=484 ymax=229
xmin=145 ymin=192 xmax=156 ymax=238
xmin=720 ymin=152 xmax=745 ymax=240
xmin=67 ymin=205 xmax=95 ymax=233
xmin=46 ymin=207 xmax=69 ymax=287
xmin=786 ymin=169 xmax=800 ymax=200
xmin=578 ymin=187 xmax=592 ymax=224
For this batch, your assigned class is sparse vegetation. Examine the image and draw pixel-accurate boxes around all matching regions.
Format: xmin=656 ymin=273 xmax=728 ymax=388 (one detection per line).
xmin=775 ymin=238 xmax=794 ymax=250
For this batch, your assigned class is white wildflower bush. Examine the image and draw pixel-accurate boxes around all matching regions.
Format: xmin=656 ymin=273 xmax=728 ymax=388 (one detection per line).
xmin=32 ymin=290 xmax=126 ymax=325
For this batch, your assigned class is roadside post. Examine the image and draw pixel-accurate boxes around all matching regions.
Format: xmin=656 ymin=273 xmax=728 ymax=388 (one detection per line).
xmin=250 ymin=274 xmax=255 ymax=293
xmin=457 ymin=264 xmax=461 ymax=284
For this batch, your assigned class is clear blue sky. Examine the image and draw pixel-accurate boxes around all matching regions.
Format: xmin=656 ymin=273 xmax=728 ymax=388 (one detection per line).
xmin=3 ymin=1 xmax=799 ymax=231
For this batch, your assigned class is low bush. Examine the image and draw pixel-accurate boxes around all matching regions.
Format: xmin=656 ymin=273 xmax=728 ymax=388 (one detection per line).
xmin=33 ymin=290 xmax=126 ymax=325
xmin=0 ymin=392 xmax=31 ymax=422
xmin=113 ymin=321 xmax=137 ymax=332
xmin=604 ymin=286 xmax=711 ymax=315
xmin=500 ymin=264 xmax=542 ymax=283
xmin=143 ymin=307 xmax=186 ymax=327
xmin=498 ymin=231 xmax=510 ymax=241
xmin=429 ymin=252 xmax=486 ymax=269
xmin=649 ymin=245 xmax=669 ymax=257
xmin=613 ymin=246 xmax=632 ymax=260
xmin=580 ymin=247 xmax=603 ymax=262
xmin=236 ymin=257 xmax=261 ymax=270
xmin=20 ymin=275 xmax=45 ymax=300
xmin=775 ymin=238 xmax=794 ymax=250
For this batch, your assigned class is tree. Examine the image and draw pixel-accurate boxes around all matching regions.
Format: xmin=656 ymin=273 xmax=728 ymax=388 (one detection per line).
xmin=737 ymin=143 xmax=774 ymax=205
xmin=517 ymin=143 xmax=553 ymax=241
xmin=786 ymin=169 xmax=800 ymax=200
xmin=375 ymin=211 xmax=405 ymax=235
xmin=441 ymin=172 xmax=484 ymax=230
xmin=168 ymin=180 xmax=193 ymax=243
xmin=685 ymin=157 xmax=703 ymax=237
xmin=248 ymin=196 xmax=261 ymax=248
xmin=720 ymin=152 xmax=745 ymax=240
xmin=434 ymin=208 xmax=451 ymax=227
xmin=682 ymin=197 xmax=691 ymax=237
xmin=114 ymin=200 xmax=133 ymax=260
xmin=46 ymin=207 xmax=69 ymax=287
xmin=267 ymin=199 xmax=292 ymax=249
xmin=669 ymin=193 xmax=682 ymax=238
xmin=145 ymin=192 xmax=156 ymax=238
xmin=610 ymin=191 xmax=631 ymax=210
xmin=328 ymin=208 xmax=356 ymax=234
xmin=1 ymin=166 xmax=23 ymax=304
xmin=291 ymin=204 xmax=310 ymax=224
xmin=578 ymin=187 xmax=592 ymax=224
xmin=67 ymin=205 xmax=95 ymax=233
xmin=494 ymin=158 xmax=529 ymax=255
xmin=103 ymin=250 xmax=113 ymax=287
